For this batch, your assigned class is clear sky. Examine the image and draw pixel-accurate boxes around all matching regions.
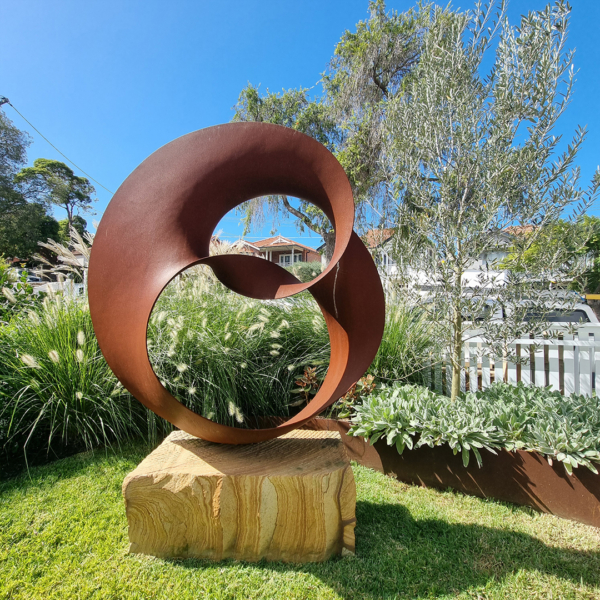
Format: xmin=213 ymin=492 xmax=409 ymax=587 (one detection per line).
xmin=2 ymin=0 xmax=599 ymax=249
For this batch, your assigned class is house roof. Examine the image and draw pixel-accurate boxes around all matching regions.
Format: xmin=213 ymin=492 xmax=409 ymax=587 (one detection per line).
xmin=253 ymin=235 xmax=320 ymax=254
xmin=502 ymin=225 xmax=537 ymax=236
xmin=231 ymin=239 xmax=261 ymax=253
xmin=362 ymin=229 xmax=395 ymax=249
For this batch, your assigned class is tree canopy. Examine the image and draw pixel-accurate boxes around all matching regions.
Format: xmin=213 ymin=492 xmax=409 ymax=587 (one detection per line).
xmin=15 ymin=159 xmax=95 ymax=229
xmin=232 ymin=0 xmax=426 ymax=261
xmin=0 ymin=110 xmax=61 ymax=261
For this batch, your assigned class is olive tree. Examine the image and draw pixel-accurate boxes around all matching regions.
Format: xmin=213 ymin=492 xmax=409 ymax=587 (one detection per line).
xmin=385 ymin=0 xmax=599 ymax=400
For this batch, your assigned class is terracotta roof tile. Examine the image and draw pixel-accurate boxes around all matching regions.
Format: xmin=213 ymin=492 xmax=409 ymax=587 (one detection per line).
xmin=253 ymin=235 xmax=320 ymax=254
xmin=362 ymin=229 xmax=394 ymax=249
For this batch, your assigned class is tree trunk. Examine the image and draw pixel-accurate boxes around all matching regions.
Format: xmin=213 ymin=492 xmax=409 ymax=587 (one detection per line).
xmin=451 ymin=266 xmax=463 ymax=401
xmin=451 ymin=305 xmax=462 ymax=401
xmin=322 ymin=231 xmax=336 ymax=266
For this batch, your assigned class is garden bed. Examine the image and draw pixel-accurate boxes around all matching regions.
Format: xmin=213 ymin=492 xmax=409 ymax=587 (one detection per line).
xmin=300 ymin=418 xmax=600 ymax=529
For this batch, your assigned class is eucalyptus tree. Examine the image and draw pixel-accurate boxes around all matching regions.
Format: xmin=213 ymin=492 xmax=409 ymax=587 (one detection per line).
xmin=385 ymin=1 xmax=599 ymax=400
xmin=15 ymin=159 xmax=95 ymax=230
xmin=0 ymin=110 xmax=60 ymax=259
xmin=232 ymin=1 xmax=426 ymax=262
xmin=232 ymin=85 xmax=339 ymax=259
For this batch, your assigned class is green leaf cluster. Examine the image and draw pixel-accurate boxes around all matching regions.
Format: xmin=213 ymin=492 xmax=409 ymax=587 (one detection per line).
xmin=0 ymin=110 xmax=62 ymax=261
xmin=0 ymin=258 xmax=38 ymax=324
xmin=349 ymin=382 xmax=600 ymax=474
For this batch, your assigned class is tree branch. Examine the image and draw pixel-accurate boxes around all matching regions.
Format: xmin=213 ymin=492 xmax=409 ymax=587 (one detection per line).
xmin=281 ymin=195 xmax=327 ymax=236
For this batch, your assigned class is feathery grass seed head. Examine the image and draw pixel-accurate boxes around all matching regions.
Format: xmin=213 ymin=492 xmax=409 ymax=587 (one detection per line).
xmin=28 ymin=311 xmax=41 ymax=326
xmin=176 ymin=363 xmax=188 ymax=373
xmin=77 ymin=330 xmax=86 ymax=346
xmin=247 ymin=322 xmax=264 ymax=335
xmin=2 ymin=288 xmax=16 ymax=303
xmin=270 ymin=331 xmax=281 ymax=338
xmin=76 ymin=349 xmax=84 ymax=363
xmin=270 ymin=350 xmax=280 ymax=356
xmin=48 ymin=350 xmax=60 ymax=364
xmin=234 ymin=407 xmax=244 ymax=423
xmin=21 ymin=354 xmax=39 ymax=368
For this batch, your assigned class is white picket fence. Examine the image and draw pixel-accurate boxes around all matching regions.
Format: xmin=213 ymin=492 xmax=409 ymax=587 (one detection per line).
xmin=424 ymin=325 xmax=600 ymax=397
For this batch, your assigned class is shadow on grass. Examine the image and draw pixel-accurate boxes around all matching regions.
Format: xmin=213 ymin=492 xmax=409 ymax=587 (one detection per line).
xmin=174 ymin=499 xmax=600 ymax=599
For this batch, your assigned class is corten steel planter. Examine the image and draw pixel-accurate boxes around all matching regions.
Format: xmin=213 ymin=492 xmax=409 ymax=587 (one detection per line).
xmin=294 ymin=418 xmax=600 ymax=529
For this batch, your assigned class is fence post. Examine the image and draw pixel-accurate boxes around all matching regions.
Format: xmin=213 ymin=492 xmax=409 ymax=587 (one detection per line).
xmin=468 ymin=343 xmax=478 ymax=393
xmin=563 ymin=333 xmax=575 ymax=397
xmin=481 ymin=354 xmax=490 ymax=389
xmin=548 ymin=341 xmax=560 ymax=393
xmin=507 ymin=345 xmax=517 ymax=385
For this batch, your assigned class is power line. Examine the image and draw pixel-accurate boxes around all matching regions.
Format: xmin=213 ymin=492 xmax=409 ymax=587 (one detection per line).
xmin=1 ymin=97 xmax=115 ymax=195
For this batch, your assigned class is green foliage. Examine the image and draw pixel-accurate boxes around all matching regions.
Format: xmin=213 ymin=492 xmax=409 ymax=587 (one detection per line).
xmin=0 ymin=203 xmax=60 ymax=260
xmin=232 ymin=2 xmax=424 ymax=257
xmin=15 ymin=158 xmax=95 ymax=227
xmin=367 ymin=302 xmax=438 ymax=384
xmin=502 ymin=217 xmax=600 ymax=293
xmin=0 ymin=109 xmax=60 ymax=260
xmin=0 ymin=109 xmax=30 ymax=203
xmin=350 ymin=382 xmax=600 ymax=474
xmin=323 ymin=0 xmax=425 ymax=201
xmin=57 ymin=215 xmax=86 ymax=242
xmin=0 ymin=258 xmax=37 ymax=324
xmin=385 ymin=1 xmax=600 ymax=399
xmin=285 ymin=261 xmax=323 ymax=283
xmin=0 ymin=294 xmax=143 ymax=469
xmin=147 ymin=268 xmax=331 ymax=428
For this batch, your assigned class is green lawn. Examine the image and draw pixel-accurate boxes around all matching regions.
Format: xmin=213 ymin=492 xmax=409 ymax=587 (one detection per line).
xmin=1 ymin=443 xmax=599 ymax=600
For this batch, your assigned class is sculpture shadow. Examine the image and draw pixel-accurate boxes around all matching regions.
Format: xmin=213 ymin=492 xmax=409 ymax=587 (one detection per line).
xmin=175 ymin=499 xmax=600 ymax=598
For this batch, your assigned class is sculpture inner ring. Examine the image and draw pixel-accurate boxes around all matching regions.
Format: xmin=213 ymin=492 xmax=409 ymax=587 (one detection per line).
xmin=88 ymin=122 xmax=385 ymax=444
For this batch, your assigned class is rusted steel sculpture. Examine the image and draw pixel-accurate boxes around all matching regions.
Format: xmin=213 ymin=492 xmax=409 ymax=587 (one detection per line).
xmin=88 ymin=122 xmax=385 ymax=444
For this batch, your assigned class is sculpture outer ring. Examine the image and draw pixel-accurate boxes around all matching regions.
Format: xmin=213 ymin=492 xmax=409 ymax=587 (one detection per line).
xmin=88 ymin=122 xmax=385 ymax=444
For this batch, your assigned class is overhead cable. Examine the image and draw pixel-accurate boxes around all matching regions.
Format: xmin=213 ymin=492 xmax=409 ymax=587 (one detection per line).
xmin=1 ymin=97 xmax=114 ymax=195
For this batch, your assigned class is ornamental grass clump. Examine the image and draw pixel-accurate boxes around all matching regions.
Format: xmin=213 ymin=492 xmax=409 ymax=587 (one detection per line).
xmin=367 ymin=302 xmax=438 ymax=384
xmin=349 ymin=382 xmax=600 ymax=474
xmin=147 ymin=266 xmax=331 ymax=428
xmin=0 ymin=292 xmax=143 ymax=468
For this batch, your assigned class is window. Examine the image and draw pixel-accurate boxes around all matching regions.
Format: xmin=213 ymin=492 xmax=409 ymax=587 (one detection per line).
xmin=278 ymin=253 xmax=303 ymax=266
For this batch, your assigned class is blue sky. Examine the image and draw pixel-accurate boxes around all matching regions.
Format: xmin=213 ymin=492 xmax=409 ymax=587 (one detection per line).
xmin=2 ymin=0 xmax=599 ymax=249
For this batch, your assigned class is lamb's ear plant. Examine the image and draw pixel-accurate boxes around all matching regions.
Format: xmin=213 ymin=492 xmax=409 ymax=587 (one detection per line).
xmin=349 ymin=382 xmax=600 ymax=474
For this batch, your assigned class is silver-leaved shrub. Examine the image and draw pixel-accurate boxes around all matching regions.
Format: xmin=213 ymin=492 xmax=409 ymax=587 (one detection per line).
xmin=349 ymin=383 xmax=600 ymax=474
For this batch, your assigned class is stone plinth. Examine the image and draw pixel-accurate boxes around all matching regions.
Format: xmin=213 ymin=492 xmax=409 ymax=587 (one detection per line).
xmin=122 ymin=429 xmax=356 ymax=562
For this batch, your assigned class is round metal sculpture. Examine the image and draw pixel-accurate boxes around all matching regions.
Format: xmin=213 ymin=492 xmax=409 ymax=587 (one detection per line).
xmin=88 ymin=122 xmax=385 ymax=444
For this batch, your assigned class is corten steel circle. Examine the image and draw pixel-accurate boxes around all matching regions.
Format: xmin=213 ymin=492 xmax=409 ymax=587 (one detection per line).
xmin=88 ymin=122 xmax=385 ymax=444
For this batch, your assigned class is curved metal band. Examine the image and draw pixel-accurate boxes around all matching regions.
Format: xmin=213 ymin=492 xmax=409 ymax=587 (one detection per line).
xmin=88 ymin=122 xmax=385 ymax=444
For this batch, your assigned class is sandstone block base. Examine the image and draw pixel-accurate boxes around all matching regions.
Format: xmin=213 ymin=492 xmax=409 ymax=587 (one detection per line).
xmin=122 ymin=429 xmax=356 ymax=562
